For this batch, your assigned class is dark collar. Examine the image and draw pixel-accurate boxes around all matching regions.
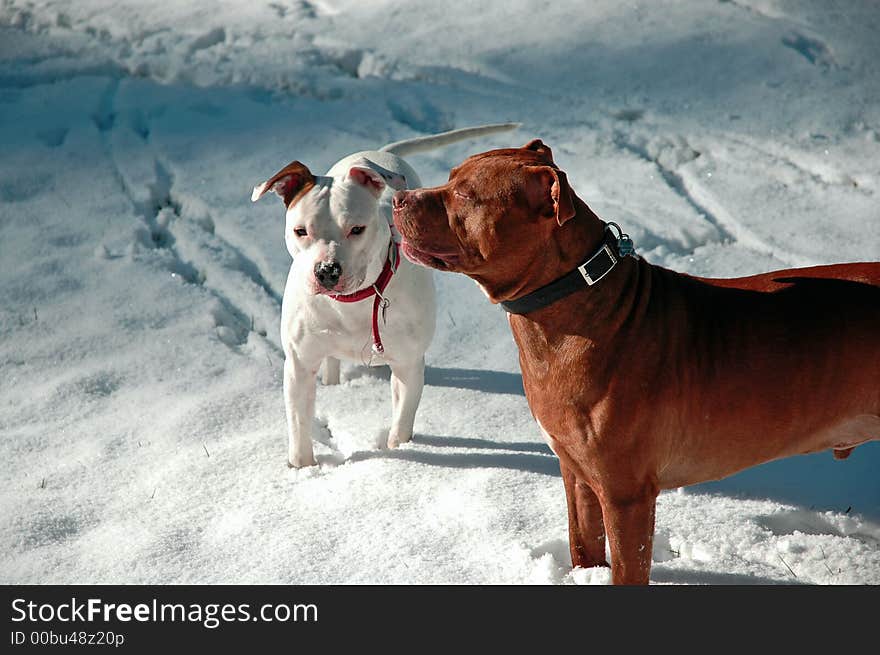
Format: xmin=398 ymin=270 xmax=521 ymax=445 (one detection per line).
xmin=500 ymin=223 xmax=636 ymax=315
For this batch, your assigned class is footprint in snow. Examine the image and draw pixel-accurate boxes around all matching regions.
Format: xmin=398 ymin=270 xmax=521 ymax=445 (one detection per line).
xmin=313 ymin=416 xmax=346 ymax=468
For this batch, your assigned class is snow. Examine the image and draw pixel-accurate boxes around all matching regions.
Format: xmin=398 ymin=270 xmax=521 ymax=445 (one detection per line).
xmin=1 ymin=0 xmax=878 ymax=584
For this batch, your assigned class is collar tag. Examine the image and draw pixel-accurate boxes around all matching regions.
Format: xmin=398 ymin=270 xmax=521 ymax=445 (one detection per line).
xmin=578 ymin=243 xmax=617 ymax=286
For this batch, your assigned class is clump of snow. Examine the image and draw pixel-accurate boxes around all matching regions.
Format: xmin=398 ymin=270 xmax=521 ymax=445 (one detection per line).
xmin=0 ymin=0 xmax=878 ymax=584
xmin=571 ymin=567 xmax=613 ymax=586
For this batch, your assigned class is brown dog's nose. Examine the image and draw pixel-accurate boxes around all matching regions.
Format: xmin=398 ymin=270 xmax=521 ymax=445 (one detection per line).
xmin=392 ymin=190 xmax=408 ymax=209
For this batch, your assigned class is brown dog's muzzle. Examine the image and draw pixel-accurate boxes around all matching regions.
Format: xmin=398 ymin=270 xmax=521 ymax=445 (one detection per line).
xmin=390 ymin=189 xmax=410 ymax=211
xmin=392 ymin=189 xmax=462 ymax=270
xmin=391 ymin=188 xmax=442 ymax=229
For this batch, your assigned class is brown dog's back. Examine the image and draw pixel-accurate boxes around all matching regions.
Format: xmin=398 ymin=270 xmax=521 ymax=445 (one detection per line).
xmin=697 ymin=261 xmax=880 ymax=292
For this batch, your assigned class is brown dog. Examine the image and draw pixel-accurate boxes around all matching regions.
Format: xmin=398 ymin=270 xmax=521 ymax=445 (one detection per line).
xmin=391 ymin=139 xmax=880 ymax=584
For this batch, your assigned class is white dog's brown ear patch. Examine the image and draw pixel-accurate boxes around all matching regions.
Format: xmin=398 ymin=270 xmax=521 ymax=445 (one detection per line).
xmin=348 ymin=166 xmax=386 ymax=197
xmin=251 ymin=160 xmax=315 ymax=207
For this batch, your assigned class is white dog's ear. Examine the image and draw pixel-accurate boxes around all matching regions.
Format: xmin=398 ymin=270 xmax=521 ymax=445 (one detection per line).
xmin=252 ymin=160 xmax=315 ymax=207
xmin=348 ymin=166 xmax=386 ymax=197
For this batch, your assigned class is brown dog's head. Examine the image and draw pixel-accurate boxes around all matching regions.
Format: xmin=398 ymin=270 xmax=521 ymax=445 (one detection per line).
xmin=392 ymin=139 xmax=594 ymax=302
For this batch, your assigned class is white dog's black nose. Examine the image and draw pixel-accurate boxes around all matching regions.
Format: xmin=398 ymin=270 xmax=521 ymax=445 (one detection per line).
xmin=314 ymin=261 xmax=342 ymax=289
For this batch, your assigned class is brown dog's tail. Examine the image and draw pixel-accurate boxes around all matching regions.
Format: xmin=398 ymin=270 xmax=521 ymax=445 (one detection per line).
xmin=379 ymin=122 xmax=520 ymax=157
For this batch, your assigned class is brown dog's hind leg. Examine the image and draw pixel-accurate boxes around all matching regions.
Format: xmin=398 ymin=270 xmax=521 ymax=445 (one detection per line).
xmin=561 ymin=463 xmax=609 ymax=569
xmin=833 ymin=447 xmax=855 ymax=460
xmin=600 ymin=485 xmax=659 ymax=585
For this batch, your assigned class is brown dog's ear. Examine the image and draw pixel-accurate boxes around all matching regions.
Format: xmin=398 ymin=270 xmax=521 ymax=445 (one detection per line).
xmin=251 ymin=160 xmax=315 ymax=207
xmin=525 ymin=165 xmax=576 ymax=226
xmin=522 ymin=138 xmax=555 ymax=164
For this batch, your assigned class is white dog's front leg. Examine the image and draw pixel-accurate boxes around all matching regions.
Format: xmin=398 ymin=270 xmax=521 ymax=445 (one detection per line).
xmin=284 ymin=355 xmax=319 ymax=468
xmin=321 ymin=357 xmax=340 ymax=385
xmin=387 ymin=357 xmax=425 ymax=448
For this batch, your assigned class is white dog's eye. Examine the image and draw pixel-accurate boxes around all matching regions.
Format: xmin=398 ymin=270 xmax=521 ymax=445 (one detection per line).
xmin=349 ymin=225 xmax=366 ymax=237
xmin=293 ymin=227 xmax=308 ymax=237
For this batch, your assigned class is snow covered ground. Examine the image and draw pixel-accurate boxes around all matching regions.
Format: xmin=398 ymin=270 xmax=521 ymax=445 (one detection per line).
xmin=1 ymin=0 xmax=878 ymax=584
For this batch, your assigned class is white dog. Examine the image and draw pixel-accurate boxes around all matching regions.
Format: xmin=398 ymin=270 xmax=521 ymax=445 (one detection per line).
xmin=252 ymin=123 xmax=518 ymax=467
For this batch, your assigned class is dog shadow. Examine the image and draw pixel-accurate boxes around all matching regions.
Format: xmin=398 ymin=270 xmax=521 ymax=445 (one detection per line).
xmin=424 ymin=366 xmax=525 ymax=396
xmin=415 ymin=433 xmax=551 ymax=455
xmin=342 ymin=364 xmax=525 ymax=397
xmin=348 ymin=433 xmax=559 ymax=477
xmin=692 ymin=442 xmax=880 ymax=521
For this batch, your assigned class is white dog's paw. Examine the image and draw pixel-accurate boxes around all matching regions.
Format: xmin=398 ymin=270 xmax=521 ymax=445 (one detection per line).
xmin=386 ymin=429 xmax=413 ymax=449
xmin=287 ymin=452 xmax=317 ymax=469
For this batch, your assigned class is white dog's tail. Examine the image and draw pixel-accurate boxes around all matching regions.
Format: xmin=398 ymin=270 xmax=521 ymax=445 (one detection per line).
xmin=379 ymin=122 xmax=520 ymax=157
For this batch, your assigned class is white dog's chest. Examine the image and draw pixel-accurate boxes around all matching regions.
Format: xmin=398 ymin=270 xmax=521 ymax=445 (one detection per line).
xmin=282 ymin=263 xmax=434 ymax=366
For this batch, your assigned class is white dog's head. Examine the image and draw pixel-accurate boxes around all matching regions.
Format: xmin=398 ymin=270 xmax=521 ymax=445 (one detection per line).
xmin=252 ymin=159 xmax=395 ymax=296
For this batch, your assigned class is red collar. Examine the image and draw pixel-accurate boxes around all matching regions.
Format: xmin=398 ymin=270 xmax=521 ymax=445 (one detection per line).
xmin=328 ymin=240 xmax=400 ymax=354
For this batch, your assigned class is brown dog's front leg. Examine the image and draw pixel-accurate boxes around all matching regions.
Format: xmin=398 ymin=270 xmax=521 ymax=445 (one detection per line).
xmin=600 ymin=486 xmax=658 ymax=585
xmin=560 ymin=462 xmax=609 ymax=569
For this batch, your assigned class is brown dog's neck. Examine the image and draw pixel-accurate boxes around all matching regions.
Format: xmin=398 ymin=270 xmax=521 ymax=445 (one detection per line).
xmin=547 ymin=197 xmax=609 ymax=281
xmin=484 ymin=196 xmax=627 ymax=305
xmin=505 ymin=196 xmax=650 ymax=343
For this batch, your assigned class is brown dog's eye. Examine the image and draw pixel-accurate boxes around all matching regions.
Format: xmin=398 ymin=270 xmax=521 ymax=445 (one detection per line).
xmin=294 ymin=227 xmax=308 ymax=237
xmin=454 ymin=191 xmax=473 ymax=201
xmin=349 ymin=225 xmax=366 ymax=237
